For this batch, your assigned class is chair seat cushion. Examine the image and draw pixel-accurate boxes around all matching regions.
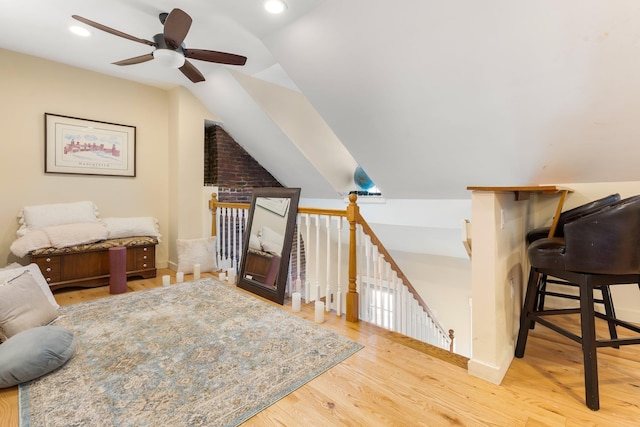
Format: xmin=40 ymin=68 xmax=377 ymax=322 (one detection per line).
xmin=0 ymin=326 xmax=76 ymax=388
xmin=528 ymin=237 xmax=566 ymax=270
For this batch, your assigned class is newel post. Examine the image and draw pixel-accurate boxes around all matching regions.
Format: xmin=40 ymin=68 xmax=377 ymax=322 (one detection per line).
xmin=346 ymin=193 xmax=360 ymax=323
xmin=209 ymin=193 xmax=218 ymax=238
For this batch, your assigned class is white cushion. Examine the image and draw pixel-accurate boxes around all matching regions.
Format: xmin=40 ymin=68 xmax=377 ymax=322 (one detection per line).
xmin=249 ymin=234 xmax=261 ymax=251
xmin=0 ymin=326 xmax=76 ymax=388
xmin=9 ymin=230 xmax=51 ymax=257
xmin=257 ymin=226 xmax=284 ymax=245
xmin=0 ymin=263 xmax=22 ymax=272
xmin=44 ymin=222 xmax=109 ymax=249
xmin=0 ymin=264 xmax=59 ymax=309
xmin=102 ymin=217 xmax=161 ymax=240
xmin=0 ymin=271 xmax=58 ymax=342
xmin=176 ymin=237 xmax=217 ymax=274
xmin=17 ymin=201 xmax=99 ymax=237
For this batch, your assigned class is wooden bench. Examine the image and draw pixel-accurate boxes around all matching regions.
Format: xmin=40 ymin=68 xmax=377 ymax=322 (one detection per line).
xmin=29 ymin=236 xmax=157 ymax=291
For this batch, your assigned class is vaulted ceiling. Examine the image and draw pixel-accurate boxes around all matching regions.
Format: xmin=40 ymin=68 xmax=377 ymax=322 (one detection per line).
xmin=3 ymin=1 xmax=640 ymax=199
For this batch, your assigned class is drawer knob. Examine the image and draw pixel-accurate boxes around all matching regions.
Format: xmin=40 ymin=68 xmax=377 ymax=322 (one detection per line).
xmin=143 ymin=264 xmax=147 ymax=268
xmin=46 ymin=267 xmax=51 ymax=272
xmin=46 ymin=277 xmax=51 ymax=282
xmin=143 ymin=247 xmax=148 ymax=252
xmin=143 ymin=255 xmax=147 ymax=260
xmin=46 ymin=258 xmax=51 ymax=262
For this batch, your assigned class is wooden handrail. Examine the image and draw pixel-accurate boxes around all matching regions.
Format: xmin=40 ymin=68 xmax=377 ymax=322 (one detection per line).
xmin=210 ymin=192 xmax=443 ymax=334
xmin=298 ymin=207 xmax=348 ymax=217
xmin=355 ymin=211 xmax=446 ymax=333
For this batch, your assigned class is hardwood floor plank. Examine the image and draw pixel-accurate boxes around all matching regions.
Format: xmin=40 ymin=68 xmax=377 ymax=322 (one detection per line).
xmin=3 ymin=269 xmax=640 ymax=426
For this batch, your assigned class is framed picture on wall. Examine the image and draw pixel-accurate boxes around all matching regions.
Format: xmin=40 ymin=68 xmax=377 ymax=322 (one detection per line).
xmin=44 ymin=113 xmax=136 ymax=177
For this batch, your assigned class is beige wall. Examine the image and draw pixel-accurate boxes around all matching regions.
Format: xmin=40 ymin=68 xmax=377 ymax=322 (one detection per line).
xmin=167 ymin=87 xmax=220 ymax=269
xmin=0 ymin=48 xmax=218 ymax=268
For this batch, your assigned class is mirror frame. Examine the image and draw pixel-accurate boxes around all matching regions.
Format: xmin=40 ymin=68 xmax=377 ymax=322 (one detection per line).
xmin=238 ymin=187 xmax=301 ymax=304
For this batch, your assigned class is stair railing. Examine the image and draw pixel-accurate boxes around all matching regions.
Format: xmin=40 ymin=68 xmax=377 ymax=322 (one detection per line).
xmin=209 ymin=192 xmax=452 ymax=351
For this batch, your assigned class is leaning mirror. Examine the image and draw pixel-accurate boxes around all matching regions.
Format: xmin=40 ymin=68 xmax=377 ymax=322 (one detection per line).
xmin=238 ymin=187 xmax=301 ymax=304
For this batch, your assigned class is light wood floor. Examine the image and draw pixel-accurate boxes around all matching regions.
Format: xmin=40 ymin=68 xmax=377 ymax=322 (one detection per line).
xmin=2 ymin=269 xmax=640 ymax=426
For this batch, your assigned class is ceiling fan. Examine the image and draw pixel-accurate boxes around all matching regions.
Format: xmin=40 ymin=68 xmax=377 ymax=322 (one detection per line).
xmin=72 ymin=8 xmax=247 ymax=83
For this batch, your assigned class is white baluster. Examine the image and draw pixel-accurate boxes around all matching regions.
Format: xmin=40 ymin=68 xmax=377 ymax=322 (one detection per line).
xmin=370 ymin=246 xmax=378 ymax=325
xmin=219 ymin=207 xmax=226 ymax=270
xmin=215 ymin=207 xmax=221 ymax=267
xmin=315 ymin=214 xmax=321 ymax=302
xmin=304 ymin=213 xmax=311 ymax=303
xmin=400 ymin=284 xmax=407 ymax=335
xmin=384 ymin=262 xmax=393 ymax=331
xmin=377 ymin=253 xmax=384 ymax=327
xmin=228 ymin=208 xmax=239 ymax=271
xmin=225 ymin=207 xmax=232 ymax=270
xmin=363 ymin=236 xmax=371 ymax=322
xmin=325 ymin=215 xmax=331 ymax=312
xmin=295 ymin=214 xmax=302 ymax=295
xmin=221 ymin=208 xmax=227 ymax=269
xmin=335 ymin=216 xmax=343 ymax=317
xmin=393 ymin=272 xmax=400 ymax=332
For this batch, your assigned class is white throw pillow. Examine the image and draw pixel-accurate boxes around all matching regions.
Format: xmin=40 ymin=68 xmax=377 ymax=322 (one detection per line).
xmin=0 ymin=264 xmax=60 ymax=309
xmin=249 ymin=234 xmax=261 ymax=251
xmin=9 ymin=230 xmax=51 ymax=257
xmin=102 ymin=217 xmax=161 ymax=240
xmin=0 ymin=263 xmax=22 ymax=272
xmin=176 ymin=237 xmax=217 ymax=274
xmin=0 ymin=271 xmax=58 ymax=342
xmin=17 ymin=201 xmax=99 ymax=237
xmin=257 ymin=226 xmax=284 ymax=245
xmin=44 ymin=222 xmax=109 ymax=249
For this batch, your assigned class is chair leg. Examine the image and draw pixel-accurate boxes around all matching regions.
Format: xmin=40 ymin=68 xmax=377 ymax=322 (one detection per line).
xmin=516 ymin=268 xmax=540 ymax=358
xmin=529 ymin=273 xmax=546 ymax=329
xmin=600 ymin=285 xmax=619 ymax=347
xmin=536 ymin=273 xmax=547 ymax=312
xmin=580 ymin=275 xmax=600 ymax=411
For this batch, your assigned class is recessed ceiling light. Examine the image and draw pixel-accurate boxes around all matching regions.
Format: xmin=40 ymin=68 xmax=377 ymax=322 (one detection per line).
xmin=70 ymin=25 xmax=91 ymax=37
xmin=264 ymin=0 xmax=287 ymax=14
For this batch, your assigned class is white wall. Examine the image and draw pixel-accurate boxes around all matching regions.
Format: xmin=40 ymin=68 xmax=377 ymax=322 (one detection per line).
xmin=389 ymin=251 xmax=471 ymax=357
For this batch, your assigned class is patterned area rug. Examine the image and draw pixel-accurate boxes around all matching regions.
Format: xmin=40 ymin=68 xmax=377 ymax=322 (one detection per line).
xmin=19 ymin=279 xmax=363 ymax=426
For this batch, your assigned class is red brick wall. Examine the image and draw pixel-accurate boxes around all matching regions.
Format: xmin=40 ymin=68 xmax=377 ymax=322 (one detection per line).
xmin=205 ymin=125 xmax=282 ymax=203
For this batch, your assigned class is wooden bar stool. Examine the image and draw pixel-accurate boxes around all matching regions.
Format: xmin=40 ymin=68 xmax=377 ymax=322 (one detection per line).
xmin=525 ymin=193 xmax=621 ymax=318
xmin=515 ymin=195 xmax=640 ymax=410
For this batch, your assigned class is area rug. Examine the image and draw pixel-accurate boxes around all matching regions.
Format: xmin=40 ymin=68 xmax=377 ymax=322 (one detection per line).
xmin=19 ymin=278 xmax=363 ymax=426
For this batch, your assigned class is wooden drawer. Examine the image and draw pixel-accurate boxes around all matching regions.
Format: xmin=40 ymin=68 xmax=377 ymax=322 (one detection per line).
xmin=32 ymin=255 xmax=61 ymax=284
xmin=127 ymin=245 xmax=155 ymax=271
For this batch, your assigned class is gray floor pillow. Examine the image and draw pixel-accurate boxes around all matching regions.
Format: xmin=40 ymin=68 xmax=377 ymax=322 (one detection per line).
xmin=0 ymin=325 xmax=77 ymax=388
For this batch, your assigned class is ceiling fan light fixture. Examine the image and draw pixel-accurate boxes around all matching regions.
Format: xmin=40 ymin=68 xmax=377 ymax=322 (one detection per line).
xmin=153 ymin=49 xmax=185 ymax=69
xmin=69 ymin=25 xmax=91 ymax=37
xmin=264 ymin=0 xmax=287 ymax=14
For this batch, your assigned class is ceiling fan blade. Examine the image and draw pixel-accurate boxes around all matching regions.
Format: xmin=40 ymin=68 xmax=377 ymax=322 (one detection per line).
xmin=72 ymin=15 xmax=156 ymax=47
xmin=163 ymin=8 xmax=192 ymax=49
xmin=112 ymin=54 xmax=154 ymax=66
xmin=184 ymin=49 xmax=247 ymax=66
xmin=179 ymin=60 xmax=205 ymax=83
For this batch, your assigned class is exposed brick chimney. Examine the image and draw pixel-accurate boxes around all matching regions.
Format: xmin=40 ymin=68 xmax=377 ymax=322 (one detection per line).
xmin=205 ymin=125 xmax=282 ymax=203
